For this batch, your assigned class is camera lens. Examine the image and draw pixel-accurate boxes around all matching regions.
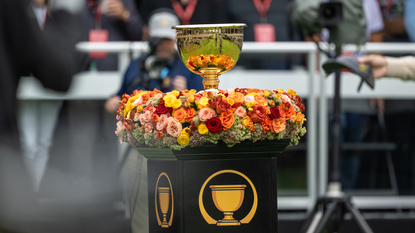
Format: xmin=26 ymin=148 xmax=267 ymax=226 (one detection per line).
xmin=323 ymin=7 xmax=335 ymax=19
xmin=318 ymin=2 xmax=343 ymax=27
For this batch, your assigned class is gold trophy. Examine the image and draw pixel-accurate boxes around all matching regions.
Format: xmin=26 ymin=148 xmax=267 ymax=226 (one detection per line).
xmin=172 ymin=24 xmax=247 ymax=92
xmin=209 ymin=184 xmax=247 ymax=226
xmin=158 ymin=187 xmax=171 ymax=228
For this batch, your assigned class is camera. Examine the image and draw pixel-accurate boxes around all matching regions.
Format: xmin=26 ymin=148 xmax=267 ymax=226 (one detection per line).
xmin=319 ymin=2 xmax=343 ymax=27
xmin=144 ymin=55 xmax=166 ymax=79
xmin=290 ymin=0 xmax=366 ymax=46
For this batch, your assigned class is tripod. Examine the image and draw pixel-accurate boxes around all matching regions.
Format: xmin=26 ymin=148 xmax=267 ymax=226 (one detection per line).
xmin=300 ymin=45 xmax=373 ymax=233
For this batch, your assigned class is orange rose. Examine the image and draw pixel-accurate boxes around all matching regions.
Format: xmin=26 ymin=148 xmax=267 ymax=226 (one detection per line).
xmin=296 ymin=112 xmax=305 ymax=123
xmin=247 ymin=88 xmax=261 ymax=94
xmin=220 ymin=110 xmax=235 ymax=130
xmin=261 ymin=116 xmax=271 ymax=134
xmin=156 ymin=131 xmax=164 ymax=139
xmin=228 ymin=92 xmax=244 ymax=108
xmin=254 ymin=95 xmax=268 ymax=107
xmin=242 ymin=116 xmax=255 ymax=131
xmin=185 ymin=108 xmax=196 ymax=123
xmin=152 ymin=114 xmax=160 ymax=122
xmin=283 ymin=103 xmax=295 ymax=121
xmin=270 ymin=118 xmax=286 ymax=133
xmin=173 ymin=107 xmax=186 ymax=123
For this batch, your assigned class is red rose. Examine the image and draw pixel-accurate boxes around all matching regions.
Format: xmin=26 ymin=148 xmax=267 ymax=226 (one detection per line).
xmin=294 ymin=95 xmax=305 ymax=112
xmin=206 ymin=117 xmax=223 ymax=134
xmin=159 ymin=97 xmax=165 ymax=105
xmin=270 ymin=106 xmax=285 ymax=120
xmin=248 ymin=105 xmax=267 ymax=122
xmin=216 ymin=99 xmax=232 ymax=114
xmin=154 ymin=105 xmax=172 ymax=115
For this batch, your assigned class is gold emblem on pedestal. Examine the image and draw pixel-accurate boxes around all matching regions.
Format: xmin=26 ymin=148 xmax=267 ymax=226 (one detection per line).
xmin=210 ymin=184 xmax=247 ymax=226
xmin=199 ymin=170 xmax=258 ymax=226
xmin=155 ymin=172 xmax=174 ymax=228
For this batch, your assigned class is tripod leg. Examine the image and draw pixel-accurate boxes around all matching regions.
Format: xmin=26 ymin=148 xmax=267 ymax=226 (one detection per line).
xmin=300 ymin=203 xmax=323 ymax=233
xmin=300 ymin=201 xmax=322 ymax=233
xmin=314 ymin=201 xmax=339 ymax=233
xmin=344 ymin=200 xmax=373 ymax=233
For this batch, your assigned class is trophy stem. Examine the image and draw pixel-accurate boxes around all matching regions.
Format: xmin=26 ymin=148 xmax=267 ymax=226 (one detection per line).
xmin=201 ymin=68 xmax=222 ymax=92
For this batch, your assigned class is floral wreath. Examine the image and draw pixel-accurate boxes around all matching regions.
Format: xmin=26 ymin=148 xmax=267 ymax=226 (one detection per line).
xmin=115 ymin=88 xmax=307 ymax=151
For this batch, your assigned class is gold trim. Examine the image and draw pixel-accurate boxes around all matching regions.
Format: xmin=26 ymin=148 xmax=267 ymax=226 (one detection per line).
xmin=155 ymin=172 xmax=174 ymax=227
xmin=198 ymin=170 xmax=258 ymax=225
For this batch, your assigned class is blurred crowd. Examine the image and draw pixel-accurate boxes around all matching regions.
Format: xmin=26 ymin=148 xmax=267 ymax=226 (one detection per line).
xmin=2 ymin=0 xmax=415 ymax=232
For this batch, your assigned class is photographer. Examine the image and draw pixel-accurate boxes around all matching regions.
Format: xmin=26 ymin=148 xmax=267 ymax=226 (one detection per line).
xmin=105 ymin=9 xmax=203 ymax=114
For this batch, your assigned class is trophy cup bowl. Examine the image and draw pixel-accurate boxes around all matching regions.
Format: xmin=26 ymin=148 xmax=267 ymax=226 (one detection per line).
xmin=172 ymin=23 xmax=247 ymax=92
xmin=210 ymin=184 xmax=247 ymax=226
xmin=158 ymin=187 xmax=170 ymax=228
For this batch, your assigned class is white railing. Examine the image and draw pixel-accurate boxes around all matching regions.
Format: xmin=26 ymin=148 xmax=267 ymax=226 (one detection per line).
xmin=17 ymin=41 xmax=415 ymax=210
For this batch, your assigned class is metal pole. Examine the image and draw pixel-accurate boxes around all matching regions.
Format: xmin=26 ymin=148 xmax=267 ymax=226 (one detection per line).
xmin=307 ymin=51 xmax=318 ymax=210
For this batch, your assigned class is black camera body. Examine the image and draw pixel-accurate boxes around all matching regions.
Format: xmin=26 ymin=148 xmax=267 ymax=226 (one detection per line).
xmin=319 ymin=2 xmax=343 ymax=27
xmin=290 ymin=0 xmax=366 ymax=46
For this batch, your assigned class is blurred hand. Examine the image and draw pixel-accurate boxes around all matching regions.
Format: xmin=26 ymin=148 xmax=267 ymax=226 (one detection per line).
xmin=105 ymin=0 xmax=129 ymax=22
xmin=172 ymin=75 xmax=187 ymax=91
xmin=105 ymin=95 xmax=121 ymax=114
xmin=357 ymin=54 xmax=388 ymax=79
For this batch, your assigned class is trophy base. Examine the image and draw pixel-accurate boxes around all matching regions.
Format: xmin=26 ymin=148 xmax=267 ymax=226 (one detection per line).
xmin=201 ymin=67 xmax=221 ymax=92
xmin=161 ymin=221 xmax=169 ymax=228
xmin=217 ymin=219 xmax=241 ymax=226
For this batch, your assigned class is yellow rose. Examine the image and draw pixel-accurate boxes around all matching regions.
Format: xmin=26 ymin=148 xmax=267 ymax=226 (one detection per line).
xmin=163 ymin=94 xmax=176 ymax=107
xmin=189 ymin=89 xmax=197 ymax=94
xmin=218 ymin=93 xmax=226 ymax=99
xmin=199 ymin=97 xmax=209 ymax=107
xmin=177 ymin=133 xmax=189 ymax=146
xmin=198 ymin=123 xmax=209 ymax=135
xmin=287 ymin=88 xmax=297 ymax=96
xmin=172 ymin=90 xmax=180 ymax=97
xmin=227 ymin=98 xmax=235 ymax=106
xmin=264 ymin=91 xmax=270 ymax=97
xmin=246 ymin=101 xmax=257 ymax=108
xmin=187 ymin=94 xmax=195 ymax=103
xmin=277 ymin=88 xmax=285 ymax=94
xmin=172 ymin=99 xmax=182 ymax=109
xmin=136 ymin=105 xmax=143 ymax=113
xmin=275 ymin=94 xmax=281 ymax=99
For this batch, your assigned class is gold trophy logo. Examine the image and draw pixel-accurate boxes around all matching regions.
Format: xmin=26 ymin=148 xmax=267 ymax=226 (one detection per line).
xmin=158 ymin=187 xmax=170 ymax=228
xmin=199 ymin=170 xmax=258 ymax=226
xmin=210 ymin=185 xmax=247 ymax=226
xmin=155 ymin=172 xmax=174 ymax=228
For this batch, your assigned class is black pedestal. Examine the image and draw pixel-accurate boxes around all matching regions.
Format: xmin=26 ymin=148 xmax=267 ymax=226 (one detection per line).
xmin=137 ymin=139 xmax=290 ymax=233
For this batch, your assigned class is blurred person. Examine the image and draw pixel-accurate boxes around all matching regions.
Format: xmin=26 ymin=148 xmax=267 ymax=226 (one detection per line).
xmin=83 ymin=0 xmax=144 ymax=70
xmin=405 ymin=0 xmax=415 ymax=43
xmin=17 ymin=0 xmax=71 ymax=192
xmin=105 ymin=9 xmax=204 ymax=114
xmin=138 ymin=0 xmax=225 ymax=29
xmin=58 ymin=0 xmax=144 ymax=199
xmin=337 ymin=0 xmax=385 ymax=190
xmin=221 ymin=0 xmax=302 ymax=70
xmin=374 ymin=0 xmax=415 ymax=195
xmin=378 ymin=0 xmax=407 ymax=43
xmin=0 ymin=0 xmax=79 ymax=231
